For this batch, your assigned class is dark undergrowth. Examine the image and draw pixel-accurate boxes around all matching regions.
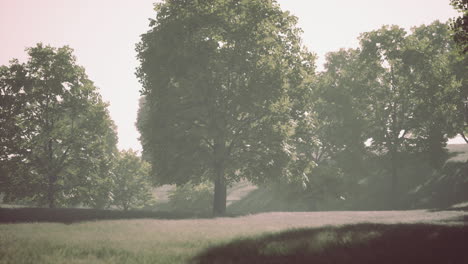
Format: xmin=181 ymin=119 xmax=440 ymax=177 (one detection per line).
xmin=193 ymin=223 xmax=468 ymax=264
xmin=0 ymin=207 xmax=210 ymax=224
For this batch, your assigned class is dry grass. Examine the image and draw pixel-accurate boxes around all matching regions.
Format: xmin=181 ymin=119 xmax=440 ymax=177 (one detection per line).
xmin=0 ymin=209 xmax=466 ymax=264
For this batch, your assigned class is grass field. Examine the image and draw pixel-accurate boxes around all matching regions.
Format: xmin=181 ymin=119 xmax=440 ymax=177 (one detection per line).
xmin=1 ymin=209 xmax=467 ymax=264
xmin=1 ymin=144 xmax=466 ymax=263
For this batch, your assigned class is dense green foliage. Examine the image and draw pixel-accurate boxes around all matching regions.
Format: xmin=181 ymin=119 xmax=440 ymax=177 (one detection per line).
xmin=308 ymin=22 xmax=465 ymax=208
xmin=136 ymin=0 xmax=467 ymax=214
xmin=449 ymin=0 xmax=468 ymax=144
xmin=136 ymin=0 xmax=314 ymax=215
xmin=450 ymin=0 xmax=468 ymax=54
xmin=1 ymin=2 xmax=466 ymax=215
xmin=167 ymin=181 xmax=214 ymax=214
xmin=0 ymin=44 xmax=118 ymax=208
xmin=112 ymin=150 xmax=154 ymax=211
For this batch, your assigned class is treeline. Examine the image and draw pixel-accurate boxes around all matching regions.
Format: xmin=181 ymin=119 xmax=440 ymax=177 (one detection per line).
xmin=1 ymin=0 xmax=466 ymax=214
xmin=302 ymin=21 xmax=467 ymax=207
xmin=0 ymin=44 xmax=153 ymax=210
xmin=136 ymin=0 xmax=467 ymax=215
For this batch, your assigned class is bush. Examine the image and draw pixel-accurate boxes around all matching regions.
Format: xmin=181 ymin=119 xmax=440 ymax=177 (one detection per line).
xmin=167 ymin=181 xmax=213 ymax=214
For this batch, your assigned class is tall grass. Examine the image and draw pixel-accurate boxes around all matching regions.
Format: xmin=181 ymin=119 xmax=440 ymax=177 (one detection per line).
xmin=0 ymin=209 xmax=466 ymax=264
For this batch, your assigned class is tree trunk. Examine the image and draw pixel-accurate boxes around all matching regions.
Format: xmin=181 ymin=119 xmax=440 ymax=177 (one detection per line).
xmin=212 ymin=161 xmax=227 ymax=216
xmin=212 ymin=132 xmax=228 ymax=216
xmin=390 ymin=147 xmax=399 ymax=209
xmin=47 ymin=174 xmax=56 ymax=208
xmin=427 ymin=127 xmax=445 ymax=169
xmin=46 ymin=139 xmax=56 ymax=208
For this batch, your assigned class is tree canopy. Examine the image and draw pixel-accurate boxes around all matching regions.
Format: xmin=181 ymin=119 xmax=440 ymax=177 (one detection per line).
xmin=312 ymin=22 xmax=464 ymax=208
xmin=0 ymin=44 xmax=118 ymax=208
xmin=136 ymin=0 xmax=315 ymax=215
xmin=112 ymin=149 xmax=153 ymax=211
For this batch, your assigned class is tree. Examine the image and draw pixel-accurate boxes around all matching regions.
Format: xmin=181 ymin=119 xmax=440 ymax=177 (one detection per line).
xmin=136 ymin=0 xmax=314 ymax=215
xmin=405 ymin=22 xmax=462 ymax=167
xmin=356 ymin=23 xmax=463 ymax=204
xmin=112 ymin=150 xmax=153 ymax=211
xmin=0 ymin=61 xmax=30 ymax=198
xmin=135 ymin=96 xmax=152 ymax=162
xmin=358 ymin=26 xmax=416 ymax=201
xmin=449 ymin=0 xmax=468 ymax=143
xmin=313 ymin=48 xmax=370 ymax=175
xmin=0 ymin=44 xmax=118 ymax=208
xmin=69 ymin=100 xmax=118 ymax=209
xmin=450 ymin=0 xmax=468 ymax=54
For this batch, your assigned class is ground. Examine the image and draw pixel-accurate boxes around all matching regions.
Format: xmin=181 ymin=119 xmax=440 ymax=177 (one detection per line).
xmin=0 ymin=209 xmax=466 ymax=263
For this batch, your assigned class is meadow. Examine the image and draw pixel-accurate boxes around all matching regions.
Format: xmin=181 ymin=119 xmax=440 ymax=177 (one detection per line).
xmin=1 ymin=145 xmax=466 ymax=263
xmin=1 ymin=209 xmax=467 ymax=264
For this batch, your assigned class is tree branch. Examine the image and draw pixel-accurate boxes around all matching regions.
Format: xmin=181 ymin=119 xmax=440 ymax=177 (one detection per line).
xmin=461 ymin=132 xmax=468 ymax=144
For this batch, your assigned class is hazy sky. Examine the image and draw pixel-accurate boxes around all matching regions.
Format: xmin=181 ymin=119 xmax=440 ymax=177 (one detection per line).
xmin=0 ymin=0 xmax=461 ymax=151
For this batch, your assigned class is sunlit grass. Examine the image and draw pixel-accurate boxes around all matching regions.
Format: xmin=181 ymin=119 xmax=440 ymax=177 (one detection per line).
xmin=0 ymin=210 xmax=466 ymax=264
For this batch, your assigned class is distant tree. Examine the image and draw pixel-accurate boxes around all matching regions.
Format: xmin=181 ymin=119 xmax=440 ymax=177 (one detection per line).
xmin=0 ymin=44 xmax=118 ymax=208
xmin=356 ymin=23 xmax=463 ymax=202
xmin=135 ymin=96 xmax=152 ymax=162
xmin=313 ymin=48 xmax=369 ymax=176
xmin=111 ymin=149 xmax=153 ymax=211
xmin=70 ymin=102 xmax=118 ymax=209
xmin=405 ymin=22 xmax=462 ymax=166
xmin=449 ymin=0 xmax=468 ymax=143
xmin=358 ymin=26 xmax=416 ymax=200
xmin=136 ymin=0 xmax=314 ymax=215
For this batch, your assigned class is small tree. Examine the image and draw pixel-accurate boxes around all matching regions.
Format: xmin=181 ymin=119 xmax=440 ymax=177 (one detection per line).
xmin=112 ymin=150 xmax=154 ymax=211
xmin=0 ymin=44 xmax=118 ymax=208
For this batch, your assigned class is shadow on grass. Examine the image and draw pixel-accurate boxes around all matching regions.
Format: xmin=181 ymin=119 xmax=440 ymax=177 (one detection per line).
xmin=0 ymin=207 xmax=211 ymax=224
xmin=193 ymin=223 xmax=468 ymax=264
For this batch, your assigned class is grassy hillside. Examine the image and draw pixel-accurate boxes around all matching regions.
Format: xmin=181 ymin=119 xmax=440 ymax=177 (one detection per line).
xmin=447 ymin=144 xmax=468 ymax=162
xmin=0 ymin=210 xmax=466 ymax=264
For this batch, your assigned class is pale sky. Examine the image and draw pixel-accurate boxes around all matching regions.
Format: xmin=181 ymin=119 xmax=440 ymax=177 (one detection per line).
xmin=0 ymin=0 xmax=462 ymax=151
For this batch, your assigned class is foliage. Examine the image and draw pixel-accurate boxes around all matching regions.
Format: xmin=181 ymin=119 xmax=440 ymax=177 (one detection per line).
xmin=307 ymin=22 xmax=464 ymax=207
xmin=136 ymin=0 xmax=315 ymax=215
xmin=135 ymin=96 xmax=152 ymax=162
xmin=404 ymin=22 xmax=462 ymax=166
xmin=0 ymin=43 xmax=118 ymax=208
xmin=111 ymin=150 xmax=154 ymax=211
xmin=449 ymin=0 xmax=468 ymax=143
xmin=311 ymin=48 xmax=370 ymax=185
xmin=450 ymin=0 xmax=468 ymax=54
xmin=358 ymin=26 xmax=420 ymax=195
xmin=167 ymin=181 xmax=214 ymax=214
xmin=358 ymin=23 xmax=461 ymax=197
